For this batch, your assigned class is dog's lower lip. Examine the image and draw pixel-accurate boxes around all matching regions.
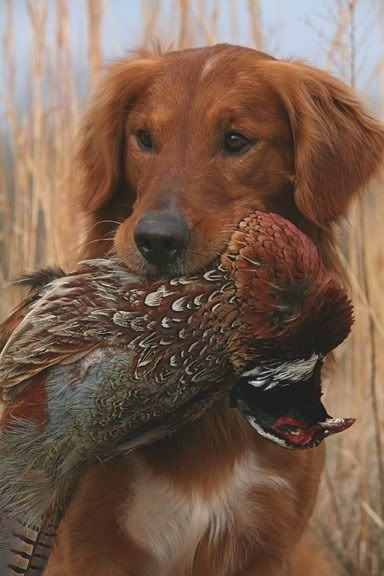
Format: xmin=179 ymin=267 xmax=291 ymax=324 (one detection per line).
xmin=142 ymin=262 xmax=183 ymax=281
xmin=139 ymin=256 xmax=221 ymax=281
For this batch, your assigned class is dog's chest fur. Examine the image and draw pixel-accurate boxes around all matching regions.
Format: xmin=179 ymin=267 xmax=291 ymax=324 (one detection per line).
xmin=119 ymin=451 xmax=290 ymax=575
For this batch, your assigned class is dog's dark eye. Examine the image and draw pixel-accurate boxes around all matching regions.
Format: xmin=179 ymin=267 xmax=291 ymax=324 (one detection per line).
xmin=137 ymin=130 xmax=154 ymax=150
xmin=223 ymin=131 xmax=252 ymax=154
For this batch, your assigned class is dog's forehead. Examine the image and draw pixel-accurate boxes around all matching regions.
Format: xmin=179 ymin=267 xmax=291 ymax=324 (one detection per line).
xmin=136 ymin=46 xmax=286 ymax=130
xmin=155 ymin=46 xmax=274 ymax=98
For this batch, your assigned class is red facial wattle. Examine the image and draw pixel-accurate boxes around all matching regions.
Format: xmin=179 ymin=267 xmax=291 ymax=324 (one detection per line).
xmin=271 ymin=415 xmax=355 ymax=448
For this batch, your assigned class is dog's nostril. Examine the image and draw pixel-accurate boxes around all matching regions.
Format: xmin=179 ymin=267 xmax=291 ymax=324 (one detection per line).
xmin=134 ymin=211 xmax=190 ymax=267
xmin=139 ymin=238 xmax=152 ymax=253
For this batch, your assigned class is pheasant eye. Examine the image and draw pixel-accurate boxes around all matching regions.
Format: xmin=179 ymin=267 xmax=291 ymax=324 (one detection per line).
xmin=288 ymin=428 xmax=301 ymax=436
xmin=223 ymin=131 xmax=252 ymax=154
xmin=137 ymin=130 xmax=154 ymax=150
xmin=280 ymin=424 xmax=302 ymax=436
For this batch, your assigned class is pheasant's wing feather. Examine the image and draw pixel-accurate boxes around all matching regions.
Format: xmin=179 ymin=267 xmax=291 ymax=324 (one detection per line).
xmin=0 ymin=265 xmax=67 ymax=355
xmin=0 ymin=277 xmax=92 ymax=391
xmin=0 ymin=259 xmax=138 ymax=392
xmin=0 ymin=298 xmax=35 ymax=354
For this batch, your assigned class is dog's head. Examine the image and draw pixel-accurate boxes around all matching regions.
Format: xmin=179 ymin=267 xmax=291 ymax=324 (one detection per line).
xmin=77 ymin=44 xmax=384 ymax=278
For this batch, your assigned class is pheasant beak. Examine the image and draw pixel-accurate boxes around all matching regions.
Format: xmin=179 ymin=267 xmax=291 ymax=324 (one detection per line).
xmin=318 ymin=417 xmax=356 ymax=435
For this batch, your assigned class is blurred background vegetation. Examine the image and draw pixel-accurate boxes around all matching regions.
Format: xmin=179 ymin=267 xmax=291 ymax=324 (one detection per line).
xmin=0 ymin=1 xmax=383 ymax=574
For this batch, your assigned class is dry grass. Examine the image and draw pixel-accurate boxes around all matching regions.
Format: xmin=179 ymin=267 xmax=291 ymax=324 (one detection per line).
xmin=0 ymin=1 xmax=383 ymax=574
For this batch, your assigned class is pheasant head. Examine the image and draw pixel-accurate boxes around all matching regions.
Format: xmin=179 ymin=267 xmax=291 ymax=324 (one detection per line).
xmin=221 ymin=212 xmax=355 ymax=448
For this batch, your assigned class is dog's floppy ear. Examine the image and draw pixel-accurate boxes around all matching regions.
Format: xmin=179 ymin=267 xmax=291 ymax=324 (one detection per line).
xmin=270 ymin=61 xmax=384 ymax=224
xmin=77 ymin=54 xmax=161 ymax=214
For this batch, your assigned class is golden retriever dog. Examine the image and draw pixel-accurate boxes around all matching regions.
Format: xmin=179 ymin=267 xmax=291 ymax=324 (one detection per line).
xmin=45 ymin=44 xmax=384 ymax=575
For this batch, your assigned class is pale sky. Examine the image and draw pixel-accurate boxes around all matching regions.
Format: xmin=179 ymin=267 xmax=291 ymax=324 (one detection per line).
xmin=0 ymin=0 xmax=382 ymax=109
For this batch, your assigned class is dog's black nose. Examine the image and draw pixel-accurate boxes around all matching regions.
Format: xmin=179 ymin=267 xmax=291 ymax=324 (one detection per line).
xmin=134 ymin=211 xmax=190 ymax=266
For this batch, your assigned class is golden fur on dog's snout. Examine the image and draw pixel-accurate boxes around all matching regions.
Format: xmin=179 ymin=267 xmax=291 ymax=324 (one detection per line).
xmin=44 ymin=44 xmax=384 ymax=576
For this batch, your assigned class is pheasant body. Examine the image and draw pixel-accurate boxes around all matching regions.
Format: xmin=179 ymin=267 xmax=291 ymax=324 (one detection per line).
xmin=0 ymin=211 xmax=355 ymax=575
xmin=0 ymin=260 xmax=238 ymax=526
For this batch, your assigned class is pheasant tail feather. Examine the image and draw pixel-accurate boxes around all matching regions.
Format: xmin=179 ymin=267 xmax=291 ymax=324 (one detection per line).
xmin=0 ymin=513 xmax=58 ymax=575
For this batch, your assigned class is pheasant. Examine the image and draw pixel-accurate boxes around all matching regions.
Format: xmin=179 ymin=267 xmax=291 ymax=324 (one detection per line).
xmin=0 ymin=211 xmax=354 ymax=575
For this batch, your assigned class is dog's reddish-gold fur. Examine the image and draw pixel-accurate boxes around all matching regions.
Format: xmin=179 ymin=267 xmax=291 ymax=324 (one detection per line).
xmin=44 ymin=44 xmax=384 ymax=575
